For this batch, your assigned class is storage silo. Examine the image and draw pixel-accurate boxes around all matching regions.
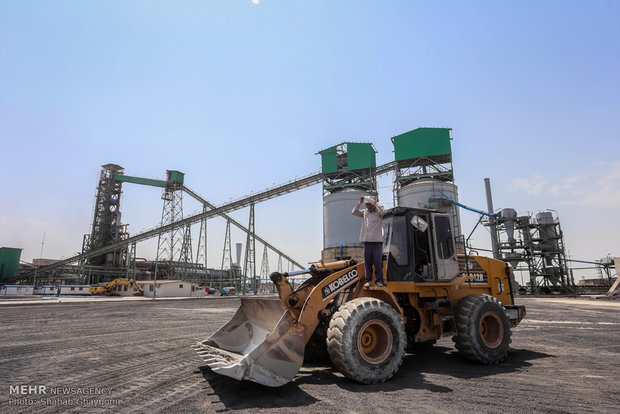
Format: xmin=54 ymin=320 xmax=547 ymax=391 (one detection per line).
xmin=536 ymin=212 xmax=557 ymax=240
xmin=397 ymin=178 xmax=462 ymax=238
xmin=535 ymin=211 xmax=559 ymax=271
xmin=317 ymin=142 xmax=377 ymax=262
xmin=323 ymin=189 xmax=370 ymax=249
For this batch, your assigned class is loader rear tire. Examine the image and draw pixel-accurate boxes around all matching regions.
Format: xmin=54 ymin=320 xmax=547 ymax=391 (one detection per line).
xmin=327 ymin=297 xmax=406 ymax=384
xmin=453 ymin=294 xmax=511 ymax=364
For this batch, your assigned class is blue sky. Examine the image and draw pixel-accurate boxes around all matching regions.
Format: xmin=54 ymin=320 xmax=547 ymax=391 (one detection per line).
xmin=1 ymin=1 xmax=619 ymax=282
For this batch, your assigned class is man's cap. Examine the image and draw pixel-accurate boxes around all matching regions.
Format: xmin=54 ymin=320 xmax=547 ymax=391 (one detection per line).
xmin=364 ymin=196 xmax=377 ymax=206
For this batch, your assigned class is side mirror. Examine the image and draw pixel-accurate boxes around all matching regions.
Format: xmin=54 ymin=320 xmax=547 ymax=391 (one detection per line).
xmin=411 ymin=215 xmax=428 ymax=232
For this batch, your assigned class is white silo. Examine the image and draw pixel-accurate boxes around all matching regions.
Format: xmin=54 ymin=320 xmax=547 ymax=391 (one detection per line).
xmin=396 ymin=178 xmax=462 ymax=237
xmin=323 ymin=189 xmax=370 ymax=249
xmin=317 ymin=142 xmax=377 ymax=262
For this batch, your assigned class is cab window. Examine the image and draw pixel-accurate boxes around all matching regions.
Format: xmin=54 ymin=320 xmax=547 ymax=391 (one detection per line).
xmin=384 ymin=215 xmax=408 ymax=266
xmin=382 ymin=219 xmax=392 ymax=255
xmin=434 ymin=216 xmax=455 ymax=259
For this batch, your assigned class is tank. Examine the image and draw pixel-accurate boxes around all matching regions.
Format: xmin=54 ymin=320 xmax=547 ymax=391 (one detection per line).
xmin=323 ymin=189 xmax=370 ymax=249
xmin=0 ymin=247 xmax=22 ymax=281
xmin=397 ymin=179 xmax=462 ymax=237
xmin=536 ymin=211 xmax=553 ymax=223
xmin=502 ymin=252 xmax=522 ymax=268
xmin=501 ymin=208 xmax=518 ymax=245
xmin=535 ymin=212 xmax=558 ymax=253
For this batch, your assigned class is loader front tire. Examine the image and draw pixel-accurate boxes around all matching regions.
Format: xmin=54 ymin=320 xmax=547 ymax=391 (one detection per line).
xmin=453 ymin=294 xmax=511 ymax=364
xmin=327 ymin=297 xmax=406 ymax=384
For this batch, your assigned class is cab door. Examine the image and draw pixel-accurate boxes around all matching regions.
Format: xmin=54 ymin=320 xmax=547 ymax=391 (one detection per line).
xmin=431 ymin=213 xmax=459 ymax=280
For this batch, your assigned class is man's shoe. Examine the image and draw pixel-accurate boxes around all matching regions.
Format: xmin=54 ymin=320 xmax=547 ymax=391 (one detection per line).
xmin=364 ymin=282 xmax=371 ymax=289
xmin=376 ymin=281 xmax=385 ymax=287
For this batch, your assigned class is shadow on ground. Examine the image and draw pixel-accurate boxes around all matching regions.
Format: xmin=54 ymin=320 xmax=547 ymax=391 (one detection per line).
xmin=198 ymin=366 xmax=319 ymax=411
xmin=300 ymin=346 xmax=553 ymax=393
xmin=400 ymin=346 xmax=553 ymax=379
xmin=198 ymin=346 xmax=552 ymax=410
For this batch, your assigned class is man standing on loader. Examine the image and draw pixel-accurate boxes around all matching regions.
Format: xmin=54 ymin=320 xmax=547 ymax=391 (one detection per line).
xmin=352 ymin=195 xmax=386 ymax=288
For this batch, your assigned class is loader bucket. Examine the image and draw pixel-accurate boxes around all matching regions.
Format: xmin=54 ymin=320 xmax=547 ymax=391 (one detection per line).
xmin=192 ymin=297 xmax=306 ymax=387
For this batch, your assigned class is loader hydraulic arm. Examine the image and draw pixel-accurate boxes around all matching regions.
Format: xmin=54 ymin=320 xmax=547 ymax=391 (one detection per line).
xmin=270 ymin=260 xmax=357 ymax=317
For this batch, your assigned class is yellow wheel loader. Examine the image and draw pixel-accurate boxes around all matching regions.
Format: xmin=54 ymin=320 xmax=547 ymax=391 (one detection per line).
xmin=193 ymin=207 xmax=526 ymax=386
xmin=89 ymin=278 xmax=144 ymax=296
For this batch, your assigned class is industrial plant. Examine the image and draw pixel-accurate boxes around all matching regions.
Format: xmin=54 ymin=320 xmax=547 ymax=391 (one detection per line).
xmin=1 ymin=127 xmax=618 ymax=297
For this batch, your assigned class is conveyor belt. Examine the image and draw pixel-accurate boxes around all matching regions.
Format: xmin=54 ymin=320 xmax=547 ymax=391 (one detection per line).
xmin=181 ymin=185 xmax=303 ymax=269
xmin=24 ymin=162 xmax=398 ymax=278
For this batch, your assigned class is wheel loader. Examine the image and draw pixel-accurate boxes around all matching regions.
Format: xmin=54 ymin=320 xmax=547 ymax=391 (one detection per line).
xmin=89 ymin=278 xmax=144 ymax=296
xmin=193 ymin=206 xmax=526 ymax=386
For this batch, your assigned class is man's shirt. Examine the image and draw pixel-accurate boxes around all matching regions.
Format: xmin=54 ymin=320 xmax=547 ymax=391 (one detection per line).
xmin=352 ymin=202 xmax=386 ymax=242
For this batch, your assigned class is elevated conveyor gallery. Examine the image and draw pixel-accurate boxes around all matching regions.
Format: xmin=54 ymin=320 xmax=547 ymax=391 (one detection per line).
xmin=24 ymin=161 xmax=398 ymax=280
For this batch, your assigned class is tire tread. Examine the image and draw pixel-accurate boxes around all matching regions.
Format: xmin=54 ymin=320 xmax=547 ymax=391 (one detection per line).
xmin=452 ymin=294 xmax=512 ymax=364
xmin=327 ymin=297 xmax=406 ymax=384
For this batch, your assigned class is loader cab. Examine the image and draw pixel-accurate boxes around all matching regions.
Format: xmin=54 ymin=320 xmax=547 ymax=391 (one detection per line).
xmin=382 ymin=207 xmax=459 ymax=283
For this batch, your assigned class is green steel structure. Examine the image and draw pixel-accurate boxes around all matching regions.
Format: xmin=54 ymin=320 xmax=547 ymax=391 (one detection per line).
xmin=113 ymin=175 xmax=166 ymax=188
xmin=392 ymin=127 xmax=454 ymax=186
xmin=0 ymin=247 xmax=22 ymax=281
xmin=167 ymin=170 xmax=185 ymax=186
xmin=319 ymin=142 xmax=376 ymax=174
xmin=113 ymin=170 xmax=183 ymax=189
xmin=390 ymin=127 xmax=455 ymax=208
xmin=393 ymin=128 xmax=452 ymax=164
xmin=317 ymin=142 xmax=377 ymax=194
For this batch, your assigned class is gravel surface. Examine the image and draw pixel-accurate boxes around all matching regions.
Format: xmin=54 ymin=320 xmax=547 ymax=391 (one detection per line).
xmin=0 ymin=296 xmax=618 ymax=413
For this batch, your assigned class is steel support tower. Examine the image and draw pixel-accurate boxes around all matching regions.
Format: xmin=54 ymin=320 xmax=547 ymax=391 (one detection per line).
xmin=220 ymin=220 xmax=235 ymax=290
xmin=259 ymin=245 xmax=270 ymax=293
xmin=85 ymin=164 xmax=126 ymax=266
xmin=243 ymin=204 xmax=256 ymax=294
xmin=178 ymin=223 xmax=196 ymax=282
xmin=495 ymin=210 xmax=575 ymax=293
xmin=154 ymin=182 xmax=184 ymax=278
xmin=195 ymin=206 xmax=209 ymax=283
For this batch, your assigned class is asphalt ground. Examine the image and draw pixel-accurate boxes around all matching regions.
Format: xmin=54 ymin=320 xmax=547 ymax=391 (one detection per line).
xmin=0 ymin=295 xmax=618 ymax=414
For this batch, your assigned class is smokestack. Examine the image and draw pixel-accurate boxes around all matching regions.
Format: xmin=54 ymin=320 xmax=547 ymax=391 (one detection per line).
xmin=484 ymin=178 xmax=500 ymax=260
xmin=235 ymin=243 xmax=242 ymax=266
